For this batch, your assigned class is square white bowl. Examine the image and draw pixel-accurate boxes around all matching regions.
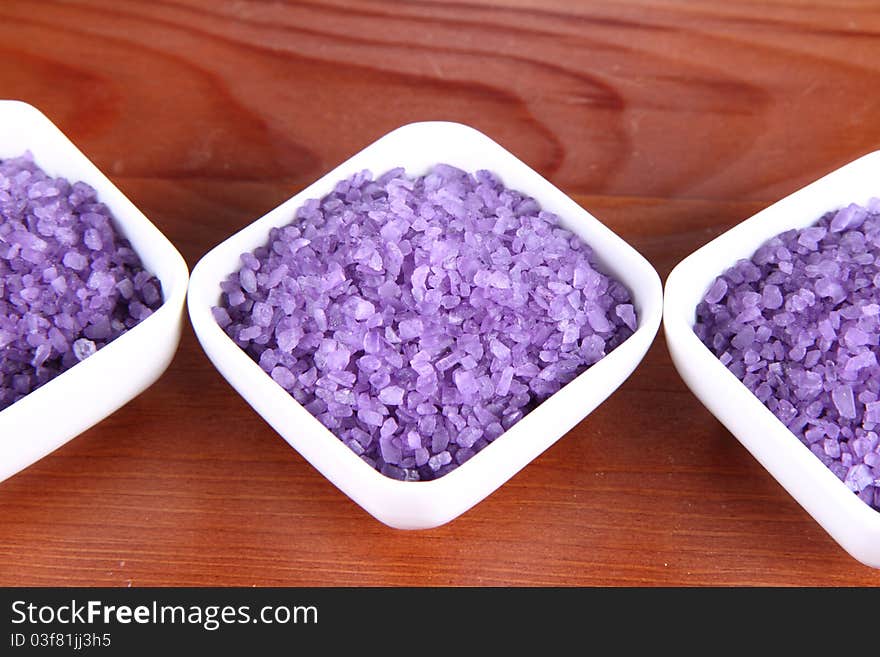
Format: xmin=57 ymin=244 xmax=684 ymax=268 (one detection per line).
xmin=664 ymin=150 xmax=880 ymax=568
xmin=0 ymin=100 xmax=189 ymax=483
xmin=188 ymin=121 xmax=662 ymax=529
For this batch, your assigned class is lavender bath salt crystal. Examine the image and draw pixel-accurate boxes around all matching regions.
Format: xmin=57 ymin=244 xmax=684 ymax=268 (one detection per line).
xmin=217 ymin=164 xmax=635 ymax=481
xmin=695 ymin=200 xmax=880 ymax=511
xmin=0 ymin=153 xmax=162 ymax=411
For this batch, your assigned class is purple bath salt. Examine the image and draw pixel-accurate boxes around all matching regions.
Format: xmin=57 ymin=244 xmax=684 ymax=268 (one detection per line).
xmin=0 ymin=153 xmax=162 ymax=411
xmin=217 ymin=164 xmax=635 ymax=481
xmin=695 ymin=201 xmax=880 ymax=511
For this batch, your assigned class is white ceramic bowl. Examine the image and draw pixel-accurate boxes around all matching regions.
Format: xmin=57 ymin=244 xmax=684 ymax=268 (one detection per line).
xmin=188 ymin=121 xmax=663 ymax=529
xmin=664 ymin=151 xmax=880 ymax=568
xmin=0 ymin=100 xmax=189 ymax=483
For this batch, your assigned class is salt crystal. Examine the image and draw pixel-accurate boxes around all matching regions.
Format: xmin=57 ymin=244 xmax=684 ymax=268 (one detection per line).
xmin=72 ymin=338 xmax=96 ymax=361
xmin=397 ymin=318 xmax=423 ymax=340
xmin=704 ymin=278 xmax=728 ymax=304
xmin=458 ymin=426 xmax=482 ymax=448
xmin=586 ymin=308 xmax=612 ymax=332
xmin=357 ymin=408 xmax=384 ymax=427
xmin=865 ymin=401 xmax=880 ymax=424
xmin=453 ymin=368 xmax=479 ymax=397
xmin=61 ymin=251 xmax=87 ymax=271
xmin=845 ymin=463 xmax=873 ymax=492
xmin=428 ymin=450 xmax=452 ymax=471
xmin=271 ymin=366 xmax=296 ymax=390
xmin=351 ymin=297 xmax=375 ymax=321
xmin=239 ymin=268 xmax=257 ymax=294
xmin=762 ymin=285 xmax=783 ymax=309
xmin=379 ymin=435 xmax=402 ymax=464
xmin=615 ymin=303 xmax=637 ymax=331
xmin=378 ymin=385 xmax=405 ymax=406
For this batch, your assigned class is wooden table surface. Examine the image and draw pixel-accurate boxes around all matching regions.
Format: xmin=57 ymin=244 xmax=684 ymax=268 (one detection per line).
xmin=2 ymin=0 xmax=880 ymax=587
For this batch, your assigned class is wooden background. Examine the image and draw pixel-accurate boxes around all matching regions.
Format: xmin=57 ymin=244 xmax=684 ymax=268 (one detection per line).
xmin=1 ymin=0 xmax=879 ymax=586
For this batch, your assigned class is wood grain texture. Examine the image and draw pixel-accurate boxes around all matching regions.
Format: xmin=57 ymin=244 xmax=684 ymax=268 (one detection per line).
xmin=2 ymin=0 xmax=880 ymax=586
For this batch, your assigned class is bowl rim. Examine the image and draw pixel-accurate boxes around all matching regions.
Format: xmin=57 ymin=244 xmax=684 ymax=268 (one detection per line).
xmin=188 ymin=120 xmax=663 ymax=523
xmin=0 ymin=99 xmax=190 ymax=423
xmin=663 ymin=150 xmax=880 ymax=545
